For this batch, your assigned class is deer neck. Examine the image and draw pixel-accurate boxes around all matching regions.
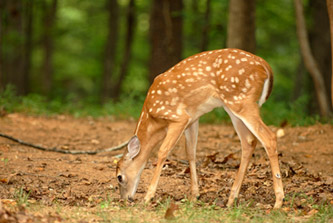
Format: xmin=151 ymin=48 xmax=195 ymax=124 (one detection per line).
xmin=133 ymin=111 xmax=167 ymax=165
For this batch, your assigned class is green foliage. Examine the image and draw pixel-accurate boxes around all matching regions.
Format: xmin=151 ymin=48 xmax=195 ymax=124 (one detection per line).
xmin=0 ymin=86 xmax=329 ymax=126
xmin=1 ymin=0 xmax=331 ymax=124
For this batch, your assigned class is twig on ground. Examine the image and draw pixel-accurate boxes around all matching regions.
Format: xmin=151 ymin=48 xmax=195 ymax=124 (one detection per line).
xmin=0 ymin=133 xmax=128 ymax=155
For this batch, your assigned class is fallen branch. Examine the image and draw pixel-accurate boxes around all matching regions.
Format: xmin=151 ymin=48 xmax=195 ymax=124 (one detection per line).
xmin=0 ymin=133 xmax=128 ymax=155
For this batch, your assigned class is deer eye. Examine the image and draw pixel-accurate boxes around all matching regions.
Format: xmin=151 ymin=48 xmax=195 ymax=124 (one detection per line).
xmin=117 ymin=175 xmax=123 ymax=183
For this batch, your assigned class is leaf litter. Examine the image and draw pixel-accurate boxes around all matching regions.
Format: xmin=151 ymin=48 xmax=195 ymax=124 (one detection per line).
xmin=0 ymin=114 xmax=332 ymax=221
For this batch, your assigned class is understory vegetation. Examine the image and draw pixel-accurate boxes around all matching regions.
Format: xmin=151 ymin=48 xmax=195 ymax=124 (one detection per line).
xmin=0 ymin=85 xmax=327 ymax=126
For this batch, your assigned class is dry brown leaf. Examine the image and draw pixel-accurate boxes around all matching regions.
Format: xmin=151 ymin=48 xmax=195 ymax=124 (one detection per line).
xmin=164 ymin=203 xmax=179 ymax=220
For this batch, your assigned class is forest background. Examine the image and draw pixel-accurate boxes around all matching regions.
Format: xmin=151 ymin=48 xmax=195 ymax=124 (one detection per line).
xmin=0 ymin=0 xmax=332 ymax=125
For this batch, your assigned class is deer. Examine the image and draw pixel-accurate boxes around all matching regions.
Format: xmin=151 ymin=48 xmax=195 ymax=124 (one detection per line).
xmin=116 ymin=48 xmax=284 ymax=209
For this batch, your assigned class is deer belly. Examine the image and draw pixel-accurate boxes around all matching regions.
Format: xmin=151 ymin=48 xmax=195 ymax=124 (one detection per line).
xmin=190 ymin=96 xmax=224 ymax=120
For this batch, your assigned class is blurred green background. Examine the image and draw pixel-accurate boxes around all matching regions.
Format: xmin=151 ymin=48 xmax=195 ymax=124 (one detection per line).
xmin=0 ymin=0 xmax=332 ymax=125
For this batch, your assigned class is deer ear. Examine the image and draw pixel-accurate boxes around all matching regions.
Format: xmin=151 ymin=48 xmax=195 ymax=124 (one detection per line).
xmin=126 ymin=135 xmax=140 ymax=160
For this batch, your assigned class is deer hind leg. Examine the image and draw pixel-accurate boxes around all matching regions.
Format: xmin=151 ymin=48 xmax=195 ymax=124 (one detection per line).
xmin=224 ymin=107 xmax=257 ymax=207
xmin=144 ymin=119 xmax=190 ymax=203
xmin=184 ymin=120 xmax=200 ymax=200
xmin=231 ymin=104 xmax=284 ymax=209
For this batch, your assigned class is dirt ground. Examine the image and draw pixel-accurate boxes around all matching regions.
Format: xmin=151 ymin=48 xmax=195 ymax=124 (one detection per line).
xmin=0 ymin=113 xmax=332 ymax=221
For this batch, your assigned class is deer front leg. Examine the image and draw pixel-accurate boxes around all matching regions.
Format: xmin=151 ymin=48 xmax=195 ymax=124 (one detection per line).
xmin=144 ymin=120 xmax=189 ymax=203
xmin=184 ymin=120 xmax=200 ymax=200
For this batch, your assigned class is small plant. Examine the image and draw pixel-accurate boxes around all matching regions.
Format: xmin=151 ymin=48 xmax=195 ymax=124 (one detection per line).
xmin=14 ymin=187 xmax=30 ymax=207
xmin=99 ymin=194 xmax=113 ymax=209
xmin=0 ymin=157 xmax=9 ymax=165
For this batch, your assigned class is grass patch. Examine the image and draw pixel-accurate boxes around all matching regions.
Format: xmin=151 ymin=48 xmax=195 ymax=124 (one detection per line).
xmin=7 ymin=198 xmax=332 ymax=223
xmin=13 ymin=188 xmax=30 ymax=207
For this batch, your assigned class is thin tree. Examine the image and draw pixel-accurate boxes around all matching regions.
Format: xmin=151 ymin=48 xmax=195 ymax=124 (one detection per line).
xmin=327 ymin=0 xmax=333 ymax=107
xmin=200 ymin=0 xmax=211 ymax=52
xmin=111 ymin=0 xmax=135 ymax=99
xmin=309 ymin=0 xmax=332 ymax=111
xmin=102 ymin=0 xmax=119 ymax=102
xmin=0 ymin=0 xmax=5 ymax=90
xmin=226 ymin=0 xmax=256 ymax=53
xmin=0 ymin=0 xmax=25 ymax=94
xmin=22 ymin=0 xmax=33 ymax=95
xmin=41 ymin=0 xmax=58 ymax=95
xmin=294 ymin=0 xmax=331 ymax=116
xmin=149 ymin=0 xmax=183 ymax=82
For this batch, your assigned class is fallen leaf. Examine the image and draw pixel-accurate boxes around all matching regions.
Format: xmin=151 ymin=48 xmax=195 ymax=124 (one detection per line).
xmin=164 ymin=203 xmax=179 ymax=220
xmin=276 ymin=129 xmax=285 ymax=138
xmin=91 ymin=139 xmax=100 ymax=145
xmin=0 ymin=178 xmax=8 ymax=183
xmin=305 ymin=209 xmax=318 ymax=218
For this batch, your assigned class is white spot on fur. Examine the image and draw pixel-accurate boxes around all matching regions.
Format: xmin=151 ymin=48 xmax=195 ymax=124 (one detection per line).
xmin=225 ymin=65 xmax=232 ymax=71
xmin=245 ymin=79 xmax=251 ymax=88
xmin=185 ymin=78 xmax=195 ymax=83
xmin=238 ymin=68 xmax=245 ymax=75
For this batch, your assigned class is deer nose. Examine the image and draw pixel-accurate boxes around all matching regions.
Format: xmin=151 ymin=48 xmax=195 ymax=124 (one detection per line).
xmin=128 ymin=196 xmax=134 ymax=202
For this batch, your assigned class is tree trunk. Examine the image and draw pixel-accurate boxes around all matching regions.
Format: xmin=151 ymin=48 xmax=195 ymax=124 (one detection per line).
xmin=0 ymin=0 xmax=5 ymax=90
xmin=0 ymin=0 xmax=26 ymax=94
xmin=327 ymin=0 xmax=333 ymax=107
xmin=22 ymin=0 xmax=33 ymax=95
xmin=226 ymin=0 xmax=256 ymax=53
xmin=0 ymin=0 xmax=33 ymax=95
xmin=294 ymin=0 xmax=331 ymax=117
xmin=102 ymin=0 xmax=119 ymax=101
xmin=41 ymin=0 xmax=58 ymax=95
xmin=111 ymin=0 xmax=135 ymax=99
xmin=149 ymin=0 xmax=183 ymax=83
xmin=200 ymin=0 xmax=211 ymax=52
xmin=309 ymin=0 xmax=332 ymax=111
xmin=188 ymin=0 xmax=200 ymax=50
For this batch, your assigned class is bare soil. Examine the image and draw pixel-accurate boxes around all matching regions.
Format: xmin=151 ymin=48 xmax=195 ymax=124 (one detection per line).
xmin=0 ymin=114 xmax=332 ymax=221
